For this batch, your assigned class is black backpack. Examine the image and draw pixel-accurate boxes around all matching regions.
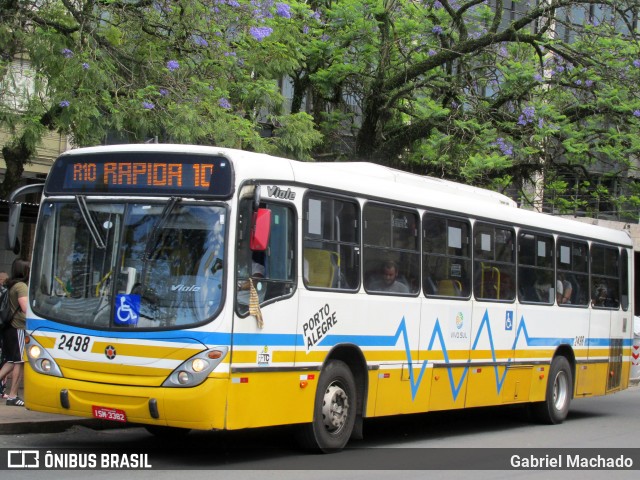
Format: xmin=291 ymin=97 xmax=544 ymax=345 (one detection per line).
xmin=0 ymin=287 xmax=14 ymax=329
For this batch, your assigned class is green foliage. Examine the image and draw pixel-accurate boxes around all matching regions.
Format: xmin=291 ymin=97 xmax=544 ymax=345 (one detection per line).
xmin=1 ymin=0 xmax=640 ymax=221
xmin=268 ymin=112 xmax=323 ymax=160
xmin=0 ymin=0 xmax=322 ymax=192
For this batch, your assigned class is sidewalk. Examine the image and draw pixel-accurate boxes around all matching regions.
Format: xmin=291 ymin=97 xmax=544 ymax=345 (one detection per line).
xmin=0 ymin=385 xmax=121 ymax=435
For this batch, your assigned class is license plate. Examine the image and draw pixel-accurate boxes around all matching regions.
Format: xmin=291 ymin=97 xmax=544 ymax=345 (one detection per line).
xmin=92 ymin=405 xmax=127 ymax=423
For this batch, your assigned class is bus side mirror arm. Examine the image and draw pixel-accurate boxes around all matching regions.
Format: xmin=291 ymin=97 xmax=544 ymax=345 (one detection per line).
xmin=7 ymin=183 xmax=45 ymax=253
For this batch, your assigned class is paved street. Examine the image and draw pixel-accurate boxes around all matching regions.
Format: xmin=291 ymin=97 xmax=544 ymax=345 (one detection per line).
xmin=0 ymin=384 xmax=639 ymax=478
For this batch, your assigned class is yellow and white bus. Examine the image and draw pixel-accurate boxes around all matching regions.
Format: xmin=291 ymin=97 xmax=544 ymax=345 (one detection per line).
xmin=11 ymin=144 xmax=633 ymax=451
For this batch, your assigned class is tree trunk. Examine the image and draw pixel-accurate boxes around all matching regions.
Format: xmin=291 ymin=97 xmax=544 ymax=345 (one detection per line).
xmin=1 ymin=137 xmax=32 ymax=199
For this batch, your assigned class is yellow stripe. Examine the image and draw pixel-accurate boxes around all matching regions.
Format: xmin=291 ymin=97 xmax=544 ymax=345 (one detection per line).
xmin=32 ymin=335 xmax=56 ymax=349
xmin=56 ymin=358 xmax=172 ymax=377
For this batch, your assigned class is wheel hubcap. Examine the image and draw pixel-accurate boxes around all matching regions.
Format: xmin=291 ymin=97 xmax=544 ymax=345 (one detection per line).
xmin=321 ymin=383 xmax=350 ymax=434
xmin=553 ymin=370 xmax=568 ymax=410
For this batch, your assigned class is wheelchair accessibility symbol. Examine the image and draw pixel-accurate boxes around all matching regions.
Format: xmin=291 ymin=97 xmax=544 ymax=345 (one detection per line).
xmin=505 ymin=310 xmax=513 ymax=331
xmin=114 ymin=294 xmax=140 ymax=326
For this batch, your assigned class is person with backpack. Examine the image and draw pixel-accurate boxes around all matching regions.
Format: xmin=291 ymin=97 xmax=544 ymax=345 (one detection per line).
xmin=0 ymin=260 xmax=29 ymax=406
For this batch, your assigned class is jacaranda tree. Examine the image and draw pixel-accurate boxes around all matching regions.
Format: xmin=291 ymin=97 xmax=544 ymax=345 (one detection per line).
xmin=0 ymin=0 xmax=322 ymax=197
xmin=2 ymin=0 xmax=640 ymax=219
xmin=294 ymin=0 xmax=640 ymax=217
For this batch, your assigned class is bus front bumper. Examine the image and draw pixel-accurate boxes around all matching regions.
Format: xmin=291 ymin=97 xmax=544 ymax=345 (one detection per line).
xmin=23 ymin=366 xmax=229 ymax=430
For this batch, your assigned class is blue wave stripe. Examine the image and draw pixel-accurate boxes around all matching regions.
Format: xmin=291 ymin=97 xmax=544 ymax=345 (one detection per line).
xmin=29 ymin=311 xmax=631 ymax=403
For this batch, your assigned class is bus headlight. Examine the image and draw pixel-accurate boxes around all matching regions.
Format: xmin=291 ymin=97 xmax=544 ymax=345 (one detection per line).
xmin=29 ymin=345 xmax=42 ymax=358
xmin=26 ymin=336 xmax=63 ymax=377
xmin=162 ymin=347 xmax=228 ymax=388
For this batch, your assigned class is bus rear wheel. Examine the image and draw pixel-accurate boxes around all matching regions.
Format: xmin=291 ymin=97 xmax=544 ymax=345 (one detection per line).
xmin=532 ymin=356 xmax=572 ymax=424
xmin=300 ymin=360 xmax=357 ymax=453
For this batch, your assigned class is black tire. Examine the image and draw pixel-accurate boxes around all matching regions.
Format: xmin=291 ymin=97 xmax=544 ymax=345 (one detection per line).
xmin=299 ymin=360 xmax=357 ymax=453
xmin=531 ymin=356 xmax=573 ymax=424
xmin=144 ymin=425 xmax=191 ymax=438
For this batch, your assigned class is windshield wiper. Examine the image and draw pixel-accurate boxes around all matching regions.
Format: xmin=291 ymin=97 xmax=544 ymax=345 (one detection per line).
xmin=144 ymin=196 xmax=180 ymax=260
xmin=76 ymin=195 xmax=106 ymax=249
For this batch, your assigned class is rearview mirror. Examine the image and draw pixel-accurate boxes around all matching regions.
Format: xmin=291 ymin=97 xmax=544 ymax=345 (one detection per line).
xmin=250 ymin=208 xmax=271 ymax=251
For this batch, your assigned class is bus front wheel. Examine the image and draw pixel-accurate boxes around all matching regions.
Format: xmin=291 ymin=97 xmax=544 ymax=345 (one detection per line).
xmin=532 ymin=356 xmax=573 ymax=424
xmin=300 ymin=360 xmax=357 ymax=453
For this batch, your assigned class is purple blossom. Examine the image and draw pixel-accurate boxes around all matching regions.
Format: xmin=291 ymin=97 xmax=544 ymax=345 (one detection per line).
xmin=227 ymin=0 xmax=240 ymax=6
xmin=574 ymin=79 xmax=582 ymax=86
xmin=82 ymin=63 xmax=90 ymax=70
xmin=219 ymin=98 xmax=232 ymax=109
xmin=494 ymin=138 xmax=513 ymax=156
xmin=159 ymin=89 xmax=169 ymax=96
xmin=142 ymin=101 xmax=155 ymax=110
xmin=634 ymin=110 xmax=640 ymax=118
xmin=276 ymin=3 xmax=291 ymax=18
xmin=517 ymin=106 xmax=536 ymax=126
xmin=428 ymin=49 xmax=437 ymax=56
xmin=434 ymin=1 xmax=443 ymax=8
xmin=533 ymin=73 xmax=543 ymax=82
xmin=250 ymin=26 xmax=273 ymax=41
xmin=59 ymin=100 xmax=70 ymax=108
xmin=61 ymin=49 xmax=74 ymax=58
xmin=432 ymin=25 xmax=443 ymax=35
xmin=585 ymin=80 xmax=594 ymax=87
xmin=634 ymin=59 xmax=640 ymax=68
xmin=194 ymin=37 xmax=209 ymax=47
xmin=166 ymin=60 xmax=180 ymax=71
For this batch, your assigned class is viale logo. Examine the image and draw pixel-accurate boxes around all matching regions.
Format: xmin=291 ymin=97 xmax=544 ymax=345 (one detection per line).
xmin=267 ymin=186 xmax=296 ymax=200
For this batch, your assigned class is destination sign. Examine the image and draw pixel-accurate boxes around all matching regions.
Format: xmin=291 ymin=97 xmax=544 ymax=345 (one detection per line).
xmin=45 ymin=152 xmax=234 ymax=197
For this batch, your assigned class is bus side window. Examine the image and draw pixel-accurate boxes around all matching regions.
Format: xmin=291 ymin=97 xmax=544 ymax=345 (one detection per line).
xmin=423 ymin=213 xmax=471 ymax=298
xmin=557 ymin=239 xmax=589 ymax=306
xmin=303 ymin=193 xmax=359 ymax=291
xmin=363 ymin=203 xmax=419 ymax=295
xmin=518 ymin=231 xmax=554 ymax=304
xmin=236 ymin=197 xmax=296 ymax=314
xmin=591 ymin=244 xmax=620 ymax=309
xmin=473 ymin=223 xmax=515 ymax=301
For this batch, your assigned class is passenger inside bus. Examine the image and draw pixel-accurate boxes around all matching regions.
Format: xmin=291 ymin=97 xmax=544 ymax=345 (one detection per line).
xmin=367 ymin=260 xmax=409 ymax=293
xmin=557 ymin=273 xmax=573 ymax=304
xmin=533 ymin=276 xmax=553 ymax=303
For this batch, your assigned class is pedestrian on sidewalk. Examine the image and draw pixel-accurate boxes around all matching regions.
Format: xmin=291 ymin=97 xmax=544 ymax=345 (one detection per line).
xmin=0 ymin=260 xmax=30 ymax=407
xmin=0 ymin=270 xmax=10 ymax=399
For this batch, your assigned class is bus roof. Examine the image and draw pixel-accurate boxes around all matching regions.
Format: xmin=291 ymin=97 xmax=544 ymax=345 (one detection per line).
xmin=59 ymin=144 xmax=632 ymax=247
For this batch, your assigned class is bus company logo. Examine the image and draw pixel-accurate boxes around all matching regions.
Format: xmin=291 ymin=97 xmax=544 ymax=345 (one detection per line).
xmin=105 ymin=345 xmax=117 ymax=360
xmin=257 ymin=346 xmax=270 ymax=365
xmin=171 ymin=284 xmax=201 ymax=292
xmin=7 ymin=450 xmax=39 ymax=468
xmin=451 ymin=313 xmax=467 ymax=339
xmin=266 ymin=185 xmax=296 ymax=200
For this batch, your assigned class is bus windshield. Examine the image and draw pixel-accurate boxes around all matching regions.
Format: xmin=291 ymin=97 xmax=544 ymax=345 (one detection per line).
xmin=31 ymin=199 xmax=226 ymax=330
